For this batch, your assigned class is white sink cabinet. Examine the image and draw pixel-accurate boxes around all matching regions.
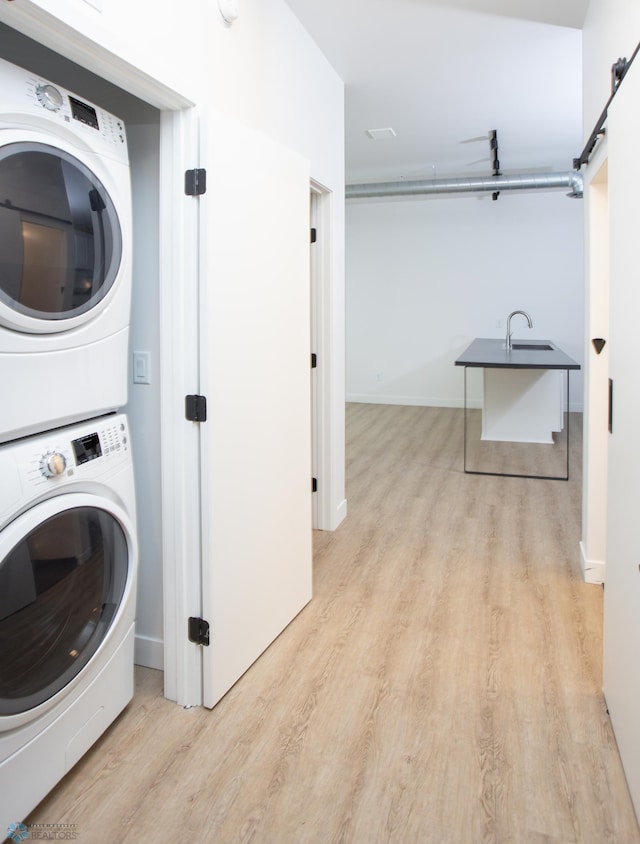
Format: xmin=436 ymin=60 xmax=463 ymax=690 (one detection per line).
xmin=481 ymin=368 xmax=563 ymax=443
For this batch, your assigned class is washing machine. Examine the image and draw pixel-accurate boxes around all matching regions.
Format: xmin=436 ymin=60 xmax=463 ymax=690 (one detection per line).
xmin=0 ymin=413 xmax=137 ymax=831
xmin=0 ymin=55 xmax=132 ymax=444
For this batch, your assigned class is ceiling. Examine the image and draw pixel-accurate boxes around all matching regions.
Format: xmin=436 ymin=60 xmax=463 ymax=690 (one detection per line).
xmin=283 ymin=0 xmax=588 ymax=184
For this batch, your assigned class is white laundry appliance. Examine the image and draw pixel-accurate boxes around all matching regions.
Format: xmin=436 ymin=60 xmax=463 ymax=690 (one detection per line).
xmin=0 ymin=413 xmax=138 ymax=831
xmin=0 ymin=56 xmax=132 ymax=443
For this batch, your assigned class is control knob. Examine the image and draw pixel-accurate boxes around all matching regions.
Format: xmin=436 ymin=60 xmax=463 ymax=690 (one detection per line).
xmin=35 ymin=83 xmax=64 ymax=112
xmin=40 ymin=451 xmax=67 ymax=478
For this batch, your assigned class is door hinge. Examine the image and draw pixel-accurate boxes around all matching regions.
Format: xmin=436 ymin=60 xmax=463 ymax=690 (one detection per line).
xmin=185 ymin=168 xmax=207 ymax=196
xmin=188 ymin=616 xmax=210 ymax=646
xmin=185 ymin=394 xmax=207 ymax=422
xmin=310 ymin=227 xmax=317 ymax=243
xmin=312 ymin=477 xmax=318 ymax=493
xmin=311 ymin=353 xmax=317 ymax=369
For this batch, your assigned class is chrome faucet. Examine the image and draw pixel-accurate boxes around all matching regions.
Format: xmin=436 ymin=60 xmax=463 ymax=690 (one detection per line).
xmin=505 ymin=310 xmax=533 ymax=350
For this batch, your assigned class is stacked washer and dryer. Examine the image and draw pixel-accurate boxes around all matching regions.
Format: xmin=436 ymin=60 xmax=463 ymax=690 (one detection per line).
xmin=0 ymin=56 xmax=138 ymax=830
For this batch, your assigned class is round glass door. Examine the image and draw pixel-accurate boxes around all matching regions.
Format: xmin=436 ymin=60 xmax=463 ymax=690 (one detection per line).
xmin=0 ymin=141 xmax=122 ymax=324
xmin=0 ymin=505 xmax=129 ymax=716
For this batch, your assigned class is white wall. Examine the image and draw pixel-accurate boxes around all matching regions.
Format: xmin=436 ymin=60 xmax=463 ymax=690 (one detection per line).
xmin=127 ymin=123 xmax=163 ymax=666
xmin=346 ymin=191 xmax=585 ymax=410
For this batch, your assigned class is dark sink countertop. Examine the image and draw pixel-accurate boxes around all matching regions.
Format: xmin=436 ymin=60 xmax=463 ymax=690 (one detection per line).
xmin=455 ymin=337 xmax=581 ymax=370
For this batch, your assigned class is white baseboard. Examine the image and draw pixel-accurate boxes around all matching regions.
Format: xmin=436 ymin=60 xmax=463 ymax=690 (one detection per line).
xmin=317 ymin=498 xmax=347 ymax=532
xmin=135 ymin=634 xmax=164 ymax=670
xmin=346 ymin=394 xmax=473 ymax=408
xmin=580 ymin=541 xmax=606 ymax=585
xmin=345 ymin=394 xmax=584 ymax=413
xmin=335 ymin=498 xmax=347 ymax=527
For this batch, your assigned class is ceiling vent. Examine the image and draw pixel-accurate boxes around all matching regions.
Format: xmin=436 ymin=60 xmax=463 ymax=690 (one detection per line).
xmin=366 ymin=127 xmax=397 ymax=140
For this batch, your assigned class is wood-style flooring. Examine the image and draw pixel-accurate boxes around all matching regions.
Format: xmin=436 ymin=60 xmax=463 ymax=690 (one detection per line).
xmin=23 ymin=404 xmax=640 ymax=843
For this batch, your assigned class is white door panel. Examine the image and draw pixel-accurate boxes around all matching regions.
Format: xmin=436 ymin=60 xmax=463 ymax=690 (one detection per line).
xmin=604 ymin=57 xmax=640 ymax=819
xmin=199 ymin=112 xmax=312 ymax=707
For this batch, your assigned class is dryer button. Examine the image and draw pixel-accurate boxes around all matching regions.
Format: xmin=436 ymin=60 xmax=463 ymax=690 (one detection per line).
xmin=40 ymin=451 xmax=67 ymax=478
xmin=36 ymin=83 xmax=64 ymax=112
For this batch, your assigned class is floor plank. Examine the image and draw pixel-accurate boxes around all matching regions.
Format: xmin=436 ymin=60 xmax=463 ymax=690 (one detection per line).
xmin=20 ymin=404 xmax=640 ymax=843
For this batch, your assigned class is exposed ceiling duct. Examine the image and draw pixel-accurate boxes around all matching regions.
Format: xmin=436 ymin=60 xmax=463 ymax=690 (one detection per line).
xmin=346 ymin=170 xmax=584 ymax=200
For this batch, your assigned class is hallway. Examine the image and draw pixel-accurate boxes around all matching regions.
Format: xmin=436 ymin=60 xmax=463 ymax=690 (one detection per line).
xmin=25 ymin=404 xmax=640 ymax=843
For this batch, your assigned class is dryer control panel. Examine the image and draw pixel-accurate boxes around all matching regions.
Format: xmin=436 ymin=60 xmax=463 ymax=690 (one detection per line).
xmin=0 ymin=55 xmax=129 ymax=164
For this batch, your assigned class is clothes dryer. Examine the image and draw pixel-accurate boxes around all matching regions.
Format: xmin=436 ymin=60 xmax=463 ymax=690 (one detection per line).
xmin=0 ymin=414 xmax=137 ymax=831
xmin=0 ymin=56 xmax=132 ymax=443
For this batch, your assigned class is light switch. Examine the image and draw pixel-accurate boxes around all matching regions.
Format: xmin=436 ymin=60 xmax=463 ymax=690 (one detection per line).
xmin=133 ymin=351 xmax=151 ymax=385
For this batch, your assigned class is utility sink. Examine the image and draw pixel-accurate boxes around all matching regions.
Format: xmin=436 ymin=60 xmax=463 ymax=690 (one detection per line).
xmin=511 ymin=343 xmax=554 ymax=351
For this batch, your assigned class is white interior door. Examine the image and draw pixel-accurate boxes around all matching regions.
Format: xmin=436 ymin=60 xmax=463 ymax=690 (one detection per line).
xmin=199 ymin=112 xmax=312 ymax=708
xmin=603 ymin=57 xmax=640 ymax=818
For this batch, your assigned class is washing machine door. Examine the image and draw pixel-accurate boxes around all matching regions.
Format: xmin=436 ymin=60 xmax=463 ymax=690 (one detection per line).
xmin=0 ymin=140 xmax=123 ymax=334
xmin=0 ymin=493 xmax=135 ymax=718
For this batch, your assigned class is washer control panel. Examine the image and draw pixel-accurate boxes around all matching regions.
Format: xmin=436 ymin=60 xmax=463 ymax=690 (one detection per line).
xmin=0 ymin=415 xmax=131 ymax=524
xmin=0 ymin=414 xmax=134 ymax=530
xmin=30 ymin=417 xmax=129 ymax=484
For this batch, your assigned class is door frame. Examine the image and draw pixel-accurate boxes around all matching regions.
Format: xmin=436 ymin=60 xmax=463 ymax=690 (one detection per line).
xmin=157 ymin=106 xmax=202 ymax=706
xmin=309 ymin=180 xmax=335 ymax=531
xmin=580 ymin=145 xmax=609 ymax=585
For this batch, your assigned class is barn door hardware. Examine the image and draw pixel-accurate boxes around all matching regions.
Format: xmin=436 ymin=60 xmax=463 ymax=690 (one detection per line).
xmin=575 ymin=40 xmax=640 ymax=170
xmin=489 ymin=129 xmax=501 ymax=201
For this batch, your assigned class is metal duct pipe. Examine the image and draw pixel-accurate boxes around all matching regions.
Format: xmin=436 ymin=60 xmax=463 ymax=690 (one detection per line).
xmin=346 ymin=170 xmax=583 ymax=199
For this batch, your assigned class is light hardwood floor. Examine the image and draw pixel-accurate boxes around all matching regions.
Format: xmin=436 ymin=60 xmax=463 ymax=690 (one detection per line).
xmin=22 ymin=404 xmax=640 ymax=843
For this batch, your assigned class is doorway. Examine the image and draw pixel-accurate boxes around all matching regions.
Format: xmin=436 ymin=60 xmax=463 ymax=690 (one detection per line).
xmin=310 ymin=181 xmax=334 ymax=531
xmin=580 ymin=157 xmax=609 ymax=584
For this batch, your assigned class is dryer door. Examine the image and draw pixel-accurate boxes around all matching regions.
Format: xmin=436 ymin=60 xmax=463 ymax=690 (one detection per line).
xmin=0 ymin=494 xmax=135 ymax=718
xmin=0 ymin=141 xmax=123 ymax=334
